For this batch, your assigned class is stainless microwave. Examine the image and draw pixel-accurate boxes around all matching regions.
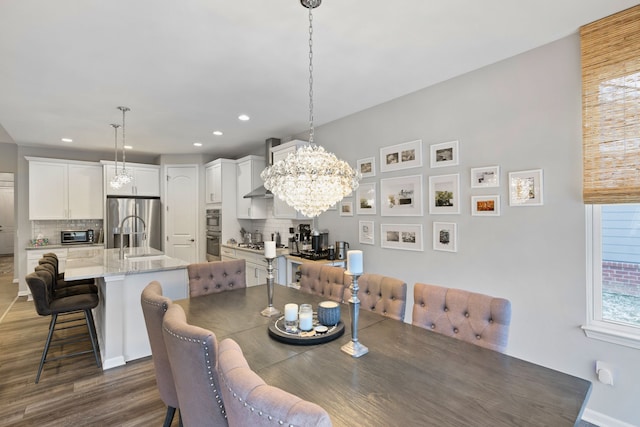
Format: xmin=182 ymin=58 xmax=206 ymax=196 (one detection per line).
xmin=61 ymin=229 xmax=94 ymax=245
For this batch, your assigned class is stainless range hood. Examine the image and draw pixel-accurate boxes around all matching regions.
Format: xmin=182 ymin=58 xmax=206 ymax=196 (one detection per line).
xmin=243 ymin=138 xmax=280 ymax=199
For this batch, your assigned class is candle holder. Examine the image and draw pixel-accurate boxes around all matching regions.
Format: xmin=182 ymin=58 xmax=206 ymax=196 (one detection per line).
xmin=260 ymin=257 xmax=281 ymax=317
xmin=341 ymin=272 xmax=368 ymax=357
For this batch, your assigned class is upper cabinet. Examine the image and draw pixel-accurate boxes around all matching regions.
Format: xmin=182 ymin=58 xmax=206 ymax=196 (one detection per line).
xmin=236 ymin=155 xmax=267 ymax=219
xmin=271 ymin=140 xmax=310 ymax=219
xmin=27 ymin=157 xmax=103 ymax=220
xmin=102 ymin=162 xmax=161 ymax=197
xmin=205 ymin=162 xmax=222 ymax=204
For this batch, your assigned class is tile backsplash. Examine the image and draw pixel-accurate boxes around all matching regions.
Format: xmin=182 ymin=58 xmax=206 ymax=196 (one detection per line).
xmin=31 ymin=220 xmax=104 ymax=245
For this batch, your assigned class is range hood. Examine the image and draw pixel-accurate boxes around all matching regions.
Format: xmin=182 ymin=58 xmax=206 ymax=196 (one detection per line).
xmin=243 ymin=138 xmax=279 ymax=199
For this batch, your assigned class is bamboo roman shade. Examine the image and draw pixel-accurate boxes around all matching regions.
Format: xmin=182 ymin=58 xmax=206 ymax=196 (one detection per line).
xmin=582 ymin=5 xmax=640 ymax=204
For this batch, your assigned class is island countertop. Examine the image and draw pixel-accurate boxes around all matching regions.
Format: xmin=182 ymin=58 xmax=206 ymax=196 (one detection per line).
xmin=65 ymin=247 xmax=189 ymax=280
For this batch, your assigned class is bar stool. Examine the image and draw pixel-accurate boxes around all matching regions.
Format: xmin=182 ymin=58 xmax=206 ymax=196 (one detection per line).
xmin=35 ymin=263 xmax=97 ymax=298
xmin=38 ymin=255 xmax=98 ymax=293
xmin=25 ymin=270 xmax=102 ymax=383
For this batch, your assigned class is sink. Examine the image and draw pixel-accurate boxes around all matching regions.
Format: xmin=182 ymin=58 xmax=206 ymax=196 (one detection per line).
xmin=124 ymin=254 xmax=169 ymax=262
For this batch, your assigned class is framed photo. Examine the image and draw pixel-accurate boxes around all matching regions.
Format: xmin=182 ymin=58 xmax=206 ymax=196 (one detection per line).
xmin=380 ymin=175 xmax=423 ymax=216
xmin=380 ymin=140 xmax=422 ymax=172
xmin=380 ymin=223 xmax=423 ymax=251
xmin=340 ymin=199 xmax=354 ymax=216
xmin=470 ymin=166 xmax=500 ymax=188
xmin=509 ymin=169 xmax=544 ymax=206
xmin=430 ymin=140 xmax=459 ymax=168
xmin=357 ymin=157 xmax=376 ymax=178
xmin=471 ymin=195 xmax=501 ymax=216
xmin=428 ymin=174 xmax=460 ymax=214
xmin=356 ymin=182 xmax=377 ymax=215
xmin=433 ymin=222 xmax=457 ymax=252
xmin=359 ymin=220 xmax=375 ymax=245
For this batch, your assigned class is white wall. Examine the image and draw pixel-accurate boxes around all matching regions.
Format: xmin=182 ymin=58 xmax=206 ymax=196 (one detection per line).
xmin=311 ymin=34 xmax=639 ymax=426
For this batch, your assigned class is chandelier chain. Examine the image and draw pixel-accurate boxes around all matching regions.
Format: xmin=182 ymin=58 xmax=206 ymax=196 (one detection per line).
xmin=110 ymin=123 xmax=120 ymax=174
xmin=308 ymin=2 xmax=314 ymax=145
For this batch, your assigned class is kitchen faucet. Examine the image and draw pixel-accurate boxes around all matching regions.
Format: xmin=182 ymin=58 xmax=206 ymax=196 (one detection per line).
xmin=119 ymin=214 xmax=146 ymax=260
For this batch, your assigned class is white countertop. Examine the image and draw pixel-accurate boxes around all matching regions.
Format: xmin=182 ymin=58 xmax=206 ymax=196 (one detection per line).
xmin=26 ymin=243 xmax=105 ymax=251
xmin=64 ymin=247 xmax=189 ymax=280
xmin=222 ymin=243 xmax=289 ymax=257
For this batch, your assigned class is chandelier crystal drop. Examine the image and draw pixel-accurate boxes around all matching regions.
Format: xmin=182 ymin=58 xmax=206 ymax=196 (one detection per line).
xmin=261 ymin=0 xmax=360 ymax=218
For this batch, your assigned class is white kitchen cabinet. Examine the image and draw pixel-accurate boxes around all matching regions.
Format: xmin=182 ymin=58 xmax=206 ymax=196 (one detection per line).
xmin=205 ymin=162 xmax=222 ymax=204
xmin=26 ymin=247 xmax=68 ymax=276
xmin=27 ymin=158 xmax=103 ymax=220
xmin=220 ymin=245 xmax=284 ymax=287
xmin=236 ymin=155 xmax=267 ymax=219
xmin=103 ymin=163 xmax=160 ymax=197
xmin=270 ymin=140 xmax=310 ymax=219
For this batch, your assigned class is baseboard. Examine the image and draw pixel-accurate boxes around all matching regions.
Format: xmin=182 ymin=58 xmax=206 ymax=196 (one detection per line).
xmin=582 ymin=409 xmax=637 ymax=427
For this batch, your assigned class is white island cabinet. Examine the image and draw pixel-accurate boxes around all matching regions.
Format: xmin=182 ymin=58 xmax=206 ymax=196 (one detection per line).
xmin=65 ymin=247 xmax=188 ymax=369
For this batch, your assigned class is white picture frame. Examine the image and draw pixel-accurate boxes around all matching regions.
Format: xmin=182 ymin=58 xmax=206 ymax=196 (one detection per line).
xmin=359 ymin=220 xmax=375 ymax=245
xmin=470 ymin=166 xmax=500 ymax=188
xmin=509 ymin=169 xmax=544 ymax=206
xmin=471 ymin=195 xmax=501 ymax=216
xmin=340 ymin=199 xmax=354 ymax=216
xmin=356 ymin=182 xmax=377 ymax=215
xmin=428 ymin=174 xmax=460 ymax=214
xmin=357 ymin=157 xmax=376 ymax=178
xmin=380 ymin=140 xmax=423 ymax=172
xmin=430 ymin=140 xmax=459 ymax=168
xmin=380 ymin=174 xmax=423 ymax=216
xmin=433 ymin=222 xmax=457 ymax=252
xmin=380 ymin=223 xmax=423 ymax=251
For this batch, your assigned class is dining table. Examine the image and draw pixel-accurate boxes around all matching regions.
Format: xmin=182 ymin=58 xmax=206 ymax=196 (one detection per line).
xmin=175 ymin=284 xmax=592 ymax=427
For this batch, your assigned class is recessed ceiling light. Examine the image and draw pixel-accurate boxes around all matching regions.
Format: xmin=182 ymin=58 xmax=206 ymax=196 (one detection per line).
xmin=61 ymin=138 xmax=73 ymax=143
xmin=213 ymin=130 xmax=223 ymax=136
xmin=194 ymin=142 xmax=203 ymax=147
xmin=238 ymin=114 xmax=250 ymax=121
xmin=124 ymin=145 xmax=133 ymax=150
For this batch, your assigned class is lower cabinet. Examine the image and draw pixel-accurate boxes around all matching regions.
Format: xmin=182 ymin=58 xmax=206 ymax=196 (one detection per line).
xmin=221 ymin=246 xmax=284 ymax=287
xmin=27 ymin=248 xmax=68 ymax=276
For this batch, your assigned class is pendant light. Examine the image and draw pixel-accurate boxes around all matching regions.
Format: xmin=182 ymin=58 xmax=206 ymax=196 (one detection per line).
xmin=261 ymin=0 xmax=361 ymax=218
xmin=116 ymin=106 xmax=133 ymax=186
xmin=109 ymin=123 xmax=122 ymax=189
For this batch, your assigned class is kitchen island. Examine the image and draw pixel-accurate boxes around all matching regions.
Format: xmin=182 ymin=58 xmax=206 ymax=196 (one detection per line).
xmin=65 ymin=247 xmax=189 ymax=369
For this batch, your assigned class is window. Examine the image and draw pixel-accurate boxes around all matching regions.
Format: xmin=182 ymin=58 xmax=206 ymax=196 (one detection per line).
xmin=581 ymin=6 xmax=640 ymax=347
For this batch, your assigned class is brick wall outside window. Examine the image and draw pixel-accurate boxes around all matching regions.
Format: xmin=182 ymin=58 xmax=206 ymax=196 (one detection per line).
xmin=602 ymin=261 xmax=640 ymax=297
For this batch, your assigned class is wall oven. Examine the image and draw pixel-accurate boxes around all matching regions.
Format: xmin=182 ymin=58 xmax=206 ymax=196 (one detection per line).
xmin=206 ymin=209 xmax=221 ymax=261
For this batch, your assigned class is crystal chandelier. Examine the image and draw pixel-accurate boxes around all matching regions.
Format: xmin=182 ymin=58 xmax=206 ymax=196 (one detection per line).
xmin=261 ymin=0 xmax=360 ymax=218
xmin=109 ymin=106 xmax=134 ymax=189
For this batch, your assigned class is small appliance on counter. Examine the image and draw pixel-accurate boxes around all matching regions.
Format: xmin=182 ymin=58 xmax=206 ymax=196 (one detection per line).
xmin=61 ymin=229 xmax=94 ymax=245
xmin=336 ymin=241 xmax=349 ymax=260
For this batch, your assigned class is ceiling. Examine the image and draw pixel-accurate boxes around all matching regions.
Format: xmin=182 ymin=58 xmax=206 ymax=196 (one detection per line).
xmin=1 ymin=0 xmax=638 ymax=158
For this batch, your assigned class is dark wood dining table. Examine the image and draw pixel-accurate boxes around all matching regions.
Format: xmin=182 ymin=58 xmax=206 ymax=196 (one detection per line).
xmin=175 ymin=284 xmax=592 ymax=427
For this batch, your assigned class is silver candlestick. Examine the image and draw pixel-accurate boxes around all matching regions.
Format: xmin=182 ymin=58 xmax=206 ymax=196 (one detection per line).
xmin=341 ymin=272 xmax=368 ymax=357
xmin=260 ymin=257 xmax=281 ymax=317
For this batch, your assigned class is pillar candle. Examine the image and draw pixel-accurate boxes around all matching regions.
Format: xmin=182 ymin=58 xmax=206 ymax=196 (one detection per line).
xmin=264 ymin=241 xmax=276 ymax=258
xmin=347 ymin=250 xmax=363 ymax=274
xmin=284 ymin=303 xmax=298 ymax=321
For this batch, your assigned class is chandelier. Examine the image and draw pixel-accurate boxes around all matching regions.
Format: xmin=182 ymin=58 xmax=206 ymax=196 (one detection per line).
xmin=109 ymin=106 xmax=134 ymax=189
xmin=261 ymin=0 xmax=360 ymax=218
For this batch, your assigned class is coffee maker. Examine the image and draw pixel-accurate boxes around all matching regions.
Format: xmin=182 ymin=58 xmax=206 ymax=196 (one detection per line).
xmin=311 ymin=230 xmax=329 ymax=253
xmin=336 ymin=241 xmax=349 ymax=260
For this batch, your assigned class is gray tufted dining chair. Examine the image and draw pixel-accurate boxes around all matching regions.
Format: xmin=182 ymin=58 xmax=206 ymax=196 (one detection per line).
xmin=140 ymin=281 xmax=181 ymax=427
xmin=187 ymin=259 xmax=246 ymax=298
xmin=412 ymin=283 xmax=512 ymax=353
xmin=217 ymin=338 xmax=332 ymax=427
xmin=343 ymin=273 xmax=407 ymax=321
xmin=162 ymin=303 xmax=228 ymax=426
xmin=298 ymin=264 xmax=346 ymax=303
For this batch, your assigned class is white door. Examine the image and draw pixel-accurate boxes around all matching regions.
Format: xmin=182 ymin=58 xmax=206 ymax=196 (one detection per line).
xmin=165 ymin=165 xmax=198 ymax=263
xmin=0 ymin=185 xmax=15 ymax=255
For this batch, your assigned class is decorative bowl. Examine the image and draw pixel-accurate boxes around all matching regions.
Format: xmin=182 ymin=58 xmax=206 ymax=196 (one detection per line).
xmin=317 ymin=300 xmax=341 ymax=326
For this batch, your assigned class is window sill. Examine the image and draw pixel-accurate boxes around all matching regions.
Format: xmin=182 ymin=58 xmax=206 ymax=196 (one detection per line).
xmin=582 ymin=323 xmax=640 ymax=350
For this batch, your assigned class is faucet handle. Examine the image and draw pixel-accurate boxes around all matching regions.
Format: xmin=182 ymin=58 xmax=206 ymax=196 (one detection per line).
xmin=142 ymin=232 xmax=147 ymax=240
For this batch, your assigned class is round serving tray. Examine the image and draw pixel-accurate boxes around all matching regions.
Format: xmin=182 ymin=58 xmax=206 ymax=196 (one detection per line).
xmin=268 ymin=315 xmax=345 ymax=345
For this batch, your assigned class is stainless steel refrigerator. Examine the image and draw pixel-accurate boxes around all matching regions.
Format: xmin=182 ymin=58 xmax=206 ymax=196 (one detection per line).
xmin=106 ymin=196 xmax=162 ymax=251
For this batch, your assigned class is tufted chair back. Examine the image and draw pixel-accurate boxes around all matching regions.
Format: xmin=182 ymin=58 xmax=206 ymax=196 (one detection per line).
xmin=344 ymin=273 xmax=407 ymax=321
xmin=25 ymin=270 xmax=55 ymax=316
xmin=140 ymin=281 xmax=180 ymax=427
xmin=218 ymin=338 xmax=332 ymax=427
xmin=412 ymin=283 xmax=511 ymax=353
xmin=162 ymin=304 xmax=228 ymax=427
xmin=298 ymin=264 xmax=346 ymax=303
xmin=188 ymin=259 xmax=247 ymax=298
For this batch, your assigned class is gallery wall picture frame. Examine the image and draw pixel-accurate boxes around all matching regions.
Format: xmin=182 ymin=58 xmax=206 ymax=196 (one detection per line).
xmin=357 ymin=157 xmax=376 ymax=178
xmin=430 ymin=140 xmax=459 ymax=168
xmin=433 ymin=222 xmax=457 ymax=252
xmin=508 ymin=169 xmax=544 ymax=206
xmin=428 ymin=173 xmax=460 ymax=214
xmin=471 ymin=195 xmax=501 ymax=216
xmin=470 ymin=165 xmax=500 ymax=188
xmin=340 ymin=199 xmax=354 ymax=216
xmin=380 ymin=174 xmax=423 ymax=216
xmin=380 ymin=223 xmax=423 ymax=251
xmin=356 ymin=182 xmax=377 ymax=215
xmin=380 ymin=139 xmax=423 ymax=172
xmin=359 ymin=220 xmax=375 ymax=245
